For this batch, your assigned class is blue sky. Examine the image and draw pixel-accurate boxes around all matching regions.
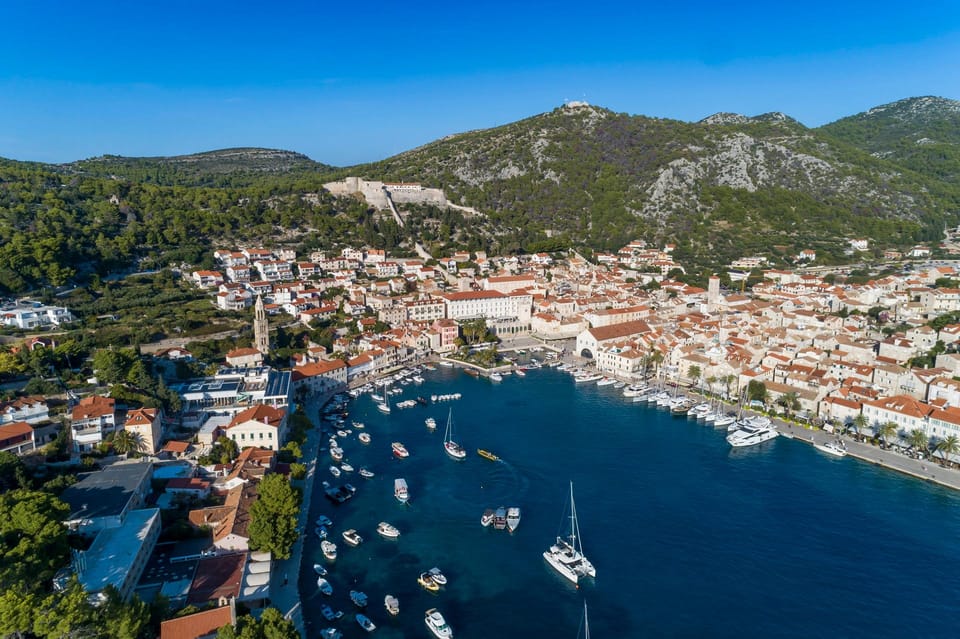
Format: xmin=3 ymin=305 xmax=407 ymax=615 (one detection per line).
xmin=1 ymin=1 xmax=959 ymax=165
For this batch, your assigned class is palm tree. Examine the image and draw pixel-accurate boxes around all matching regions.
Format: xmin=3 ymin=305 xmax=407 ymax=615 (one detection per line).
xmin=776 ymin=391 xmax=801 ymax=419
xmin=906 ymin=429 xmax=928 ymax=457
xmin=876 ymin=421 xmax=899 ymax=449
xmin=706 ymin=376 xmax=718 ymax=396
xmin=111 ymin=429 xmax=146 ymax=456
xmin=852 ymin=413 xmax=869 ymax=441
xmin=688 ymin=365 xmax=702 ymax=391
xmin=723 ymin=374 xmax=737 ymax=400
xmin=935 ymin=435 xmax=960 ymax=467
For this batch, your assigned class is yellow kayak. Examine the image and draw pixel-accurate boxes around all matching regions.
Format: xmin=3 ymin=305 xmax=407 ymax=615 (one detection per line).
xmin=477 ymin=449 xmax=500 ymax=462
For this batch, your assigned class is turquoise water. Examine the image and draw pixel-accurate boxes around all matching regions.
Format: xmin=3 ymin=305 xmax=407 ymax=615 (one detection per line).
xmin=302 ymin=366 xmax=960 ymax=638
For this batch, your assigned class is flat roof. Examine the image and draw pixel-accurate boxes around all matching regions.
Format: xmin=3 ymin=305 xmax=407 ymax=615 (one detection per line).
xmin=78 ymin=508 xmax=160 ymax=595
xmin=61 ymin=460 xmax=153 ymax=521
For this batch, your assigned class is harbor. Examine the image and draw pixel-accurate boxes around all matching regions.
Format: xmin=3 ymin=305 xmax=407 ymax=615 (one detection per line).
xmin=288 ymin=363 xmax=960 ymax=638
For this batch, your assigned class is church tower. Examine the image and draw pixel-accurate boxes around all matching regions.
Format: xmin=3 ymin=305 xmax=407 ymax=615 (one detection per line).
xmin=254 ymin=295 xmax=269 ymax=355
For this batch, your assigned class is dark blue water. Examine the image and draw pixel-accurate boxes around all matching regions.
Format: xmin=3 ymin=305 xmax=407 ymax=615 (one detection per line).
xmin=302 ymin=366 xmax=960 ymax=638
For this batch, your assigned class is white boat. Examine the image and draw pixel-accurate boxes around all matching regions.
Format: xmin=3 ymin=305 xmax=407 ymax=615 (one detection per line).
xmin=443 ymin=408 xmax=467 ymax=460
xmin=489 ymin=372 xmax=503 ymax=382
xmin=370 ymin=394 xmax=384 ymax=402
xmin=377 ymin=402 xmax=391 ymax=414
xmin=574 ymin=373 xmax=603 ymax=383
xmin=596 ymin=377 xmax=616 ymax=386
xmin=321 ymin=540 xmax=337 ymax=560
xmin=506 ymin=507 xmax=521 ymax=532
xmin=320 ymin=628 xmax=342 ymax=639
xmin=392 ymin=441 xmax=410 ymax=458
xmin=384 ymin=594 xmax=400 ymax=616
xmin=359 ymin=467 xmax=375 ymax=478
xmin=395 ymin=478 xmax=409 ymax=503
xmin=329 ymin=465 xmax=341 ymax=478
xmin=330 ymin=447 xmax=344 ymax=462
xmin=480 ymin=508 xmax=495 ymax=527
xmin=377 ymin=521 xmax=400 ymax=539
xmin=313 ymin=563 xmax=327 ymax=576
xmin=342 ymin=529 xmax=363 ymax=546
xmin=815 ymin=438 xmax=848 ymax=457
xmin=425 ymin=417 xmax=437 ymax=429
xmin=543 ymin=482 xmax=595 ymax=585
xmin=713 ymin=414 xmax=736 ymax=428
xmin=341 ymin=462 xmax=354 ymax=473
xmin=317 ymin=577 xmax=333 ymax=595
xmin=427 ymin=567 xmax=448 ymax=586
xmin=726 ymin=423 xmax=779 ymax=448
xmin=358 ymin=432 xmax=371 ymax=444
xmin=438 ymin=360 xmax=454 ymax=367
xmin=425 ymin=608 xmax=453 ymax=639
xmin=355 ymin=613 xmax=376 ymax=633
xmin=515 ymin=368 xmax=527 ymax=377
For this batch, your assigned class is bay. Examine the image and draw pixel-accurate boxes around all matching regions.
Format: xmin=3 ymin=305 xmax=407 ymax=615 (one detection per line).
xmin=302 ymin=366 xmax=960 ymax=638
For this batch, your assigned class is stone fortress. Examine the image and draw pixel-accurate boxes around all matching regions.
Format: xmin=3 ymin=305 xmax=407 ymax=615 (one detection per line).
xmin=323 ymin=177 xmax=480 ymax=227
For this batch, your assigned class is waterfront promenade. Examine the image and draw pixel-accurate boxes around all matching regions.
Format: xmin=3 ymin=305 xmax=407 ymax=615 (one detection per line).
xmin=269 ymin=391 xmax=331 ymax=636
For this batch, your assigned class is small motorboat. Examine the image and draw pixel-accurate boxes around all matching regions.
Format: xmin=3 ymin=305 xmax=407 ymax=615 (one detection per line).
xmin=341 ymin=462 xmax=354 ymax=473
xmin=506 ymin=507 xmax=521 ymax=532
xmin=359 ymin=432 xmax=371 ymax=444
xmin=384 ymin=594 xmax=400 ymax=616
xmin=315 ymin=526 xmax=328 ymax=539
xmin=353 ymin=422 xmax=365 ymax=429
xmin=319 ymin=628 xmax=342 ymax=639
xmin=356 ymin=613 xmax=376 ymax=633
xmin=425 ymin=608 xmax=453 ymax=639
xmin=480 ymin=508 xmax=495 ymax=527
xmin=342 ymin=529 xmax=363 ymax=546
xmin=330 ymin=447 xmax=344 ymax=462
xmin=477 ymin=449 xmax=499 ymax=462
xmin=427 ymin=567 xmax=448 ymax=586
xmin=359 ymin=467 xmax=375 ymax=478
xmin=313 ymin=563 xmax=328 ymax=576
xmin=377 ymin=521 xmax=400 ymax=539
xmin=418 ymin=572 xmax=440 ymax=592
xmin=316 ymin=515 xmax=332 ymax=527
xmin=392 ymin=442 xmax=410 ymax=458
xmin=493 ymin=506 xmax=507 ymax=530
xmin=317 ymin=577 xmax=333 ymax=595
xmin=425 ymin=417 xmax=437 ymax=430
xmin=329 ymin=465 xmax=341 ymax=478
xmin=815 ymin=439 xmax=848 ymax=457
xmin=321 ymin=540 xmax=337 ymax=560
xmin=320 ymin=604 xmax=343 ymax=621
xmin=350 ymin=590 xmax=368 ymax=608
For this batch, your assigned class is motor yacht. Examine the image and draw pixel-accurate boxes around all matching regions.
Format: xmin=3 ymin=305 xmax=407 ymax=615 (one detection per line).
xmin=392 ymin=442 xmax=410 ymax=459
xmin=726 ymin=423 xmax=779 ymax=448
xmin=342 ymin=529 xmax=363 ymax=546
xmin=377 ymin=521 xmax=400 ymax=539
xmin=355 ymin=613 xmax=376 ymax=633
xmin=427 ymin=567 xmax=447 ymax=586
xmin=321 ymin=540 xmax=337 ymax=560
xmin=425 ymin=608 xmax=454 ymax=639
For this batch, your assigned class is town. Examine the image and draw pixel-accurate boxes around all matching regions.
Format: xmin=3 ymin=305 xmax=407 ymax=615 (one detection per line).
xmin=4 ymin=234 xmax=960 ymax=638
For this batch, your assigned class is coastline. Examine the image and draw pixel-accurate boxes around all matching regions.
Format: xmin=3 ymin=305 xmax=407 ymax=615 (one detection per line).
xmin=269 ymin=389 xmax=334 ymax=636
xmin=552 ymin=350 xmax=960 ymax=492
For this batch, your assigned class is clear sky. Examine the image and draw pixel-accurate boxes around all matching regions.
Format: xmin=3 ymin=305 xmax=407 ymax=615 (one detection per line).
xmin=2 ymin=1 xmax=959 ymax=166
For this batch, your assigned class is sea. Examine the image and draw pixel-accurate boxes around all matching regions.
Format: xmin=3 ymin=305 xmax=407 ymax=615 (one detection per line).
xmin=301 ymin=364 xmax=960 ymax=638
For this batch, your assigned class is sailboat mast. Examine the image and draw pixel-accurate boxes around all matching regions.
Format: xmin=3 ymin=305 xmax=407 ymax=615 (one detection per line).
xmin=569 ymin=481 xmax=581 ymax=551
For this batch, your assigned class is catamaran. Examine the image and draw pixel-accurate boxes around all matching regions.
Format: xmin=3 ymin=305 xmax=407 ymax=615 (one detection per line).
xmin=443 ymin=408 xmax=467 ymax=460
xmin=543 ymin=481 xmax=596 ymax=585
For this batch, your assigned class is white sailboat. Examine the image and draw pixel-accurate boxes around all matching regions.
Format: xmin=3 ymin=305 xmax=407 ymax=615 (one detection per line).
xmin=543 ymin=481 xmax=596 ymax=585
xmin=443 ymin=408 xmax=466 ymax=460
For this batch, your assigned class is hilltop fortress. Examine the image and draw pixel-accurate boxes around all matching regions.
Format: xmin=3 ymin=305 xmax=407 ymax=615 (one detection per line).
xmin=323 ymin=177 xmax=480 ymax=223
